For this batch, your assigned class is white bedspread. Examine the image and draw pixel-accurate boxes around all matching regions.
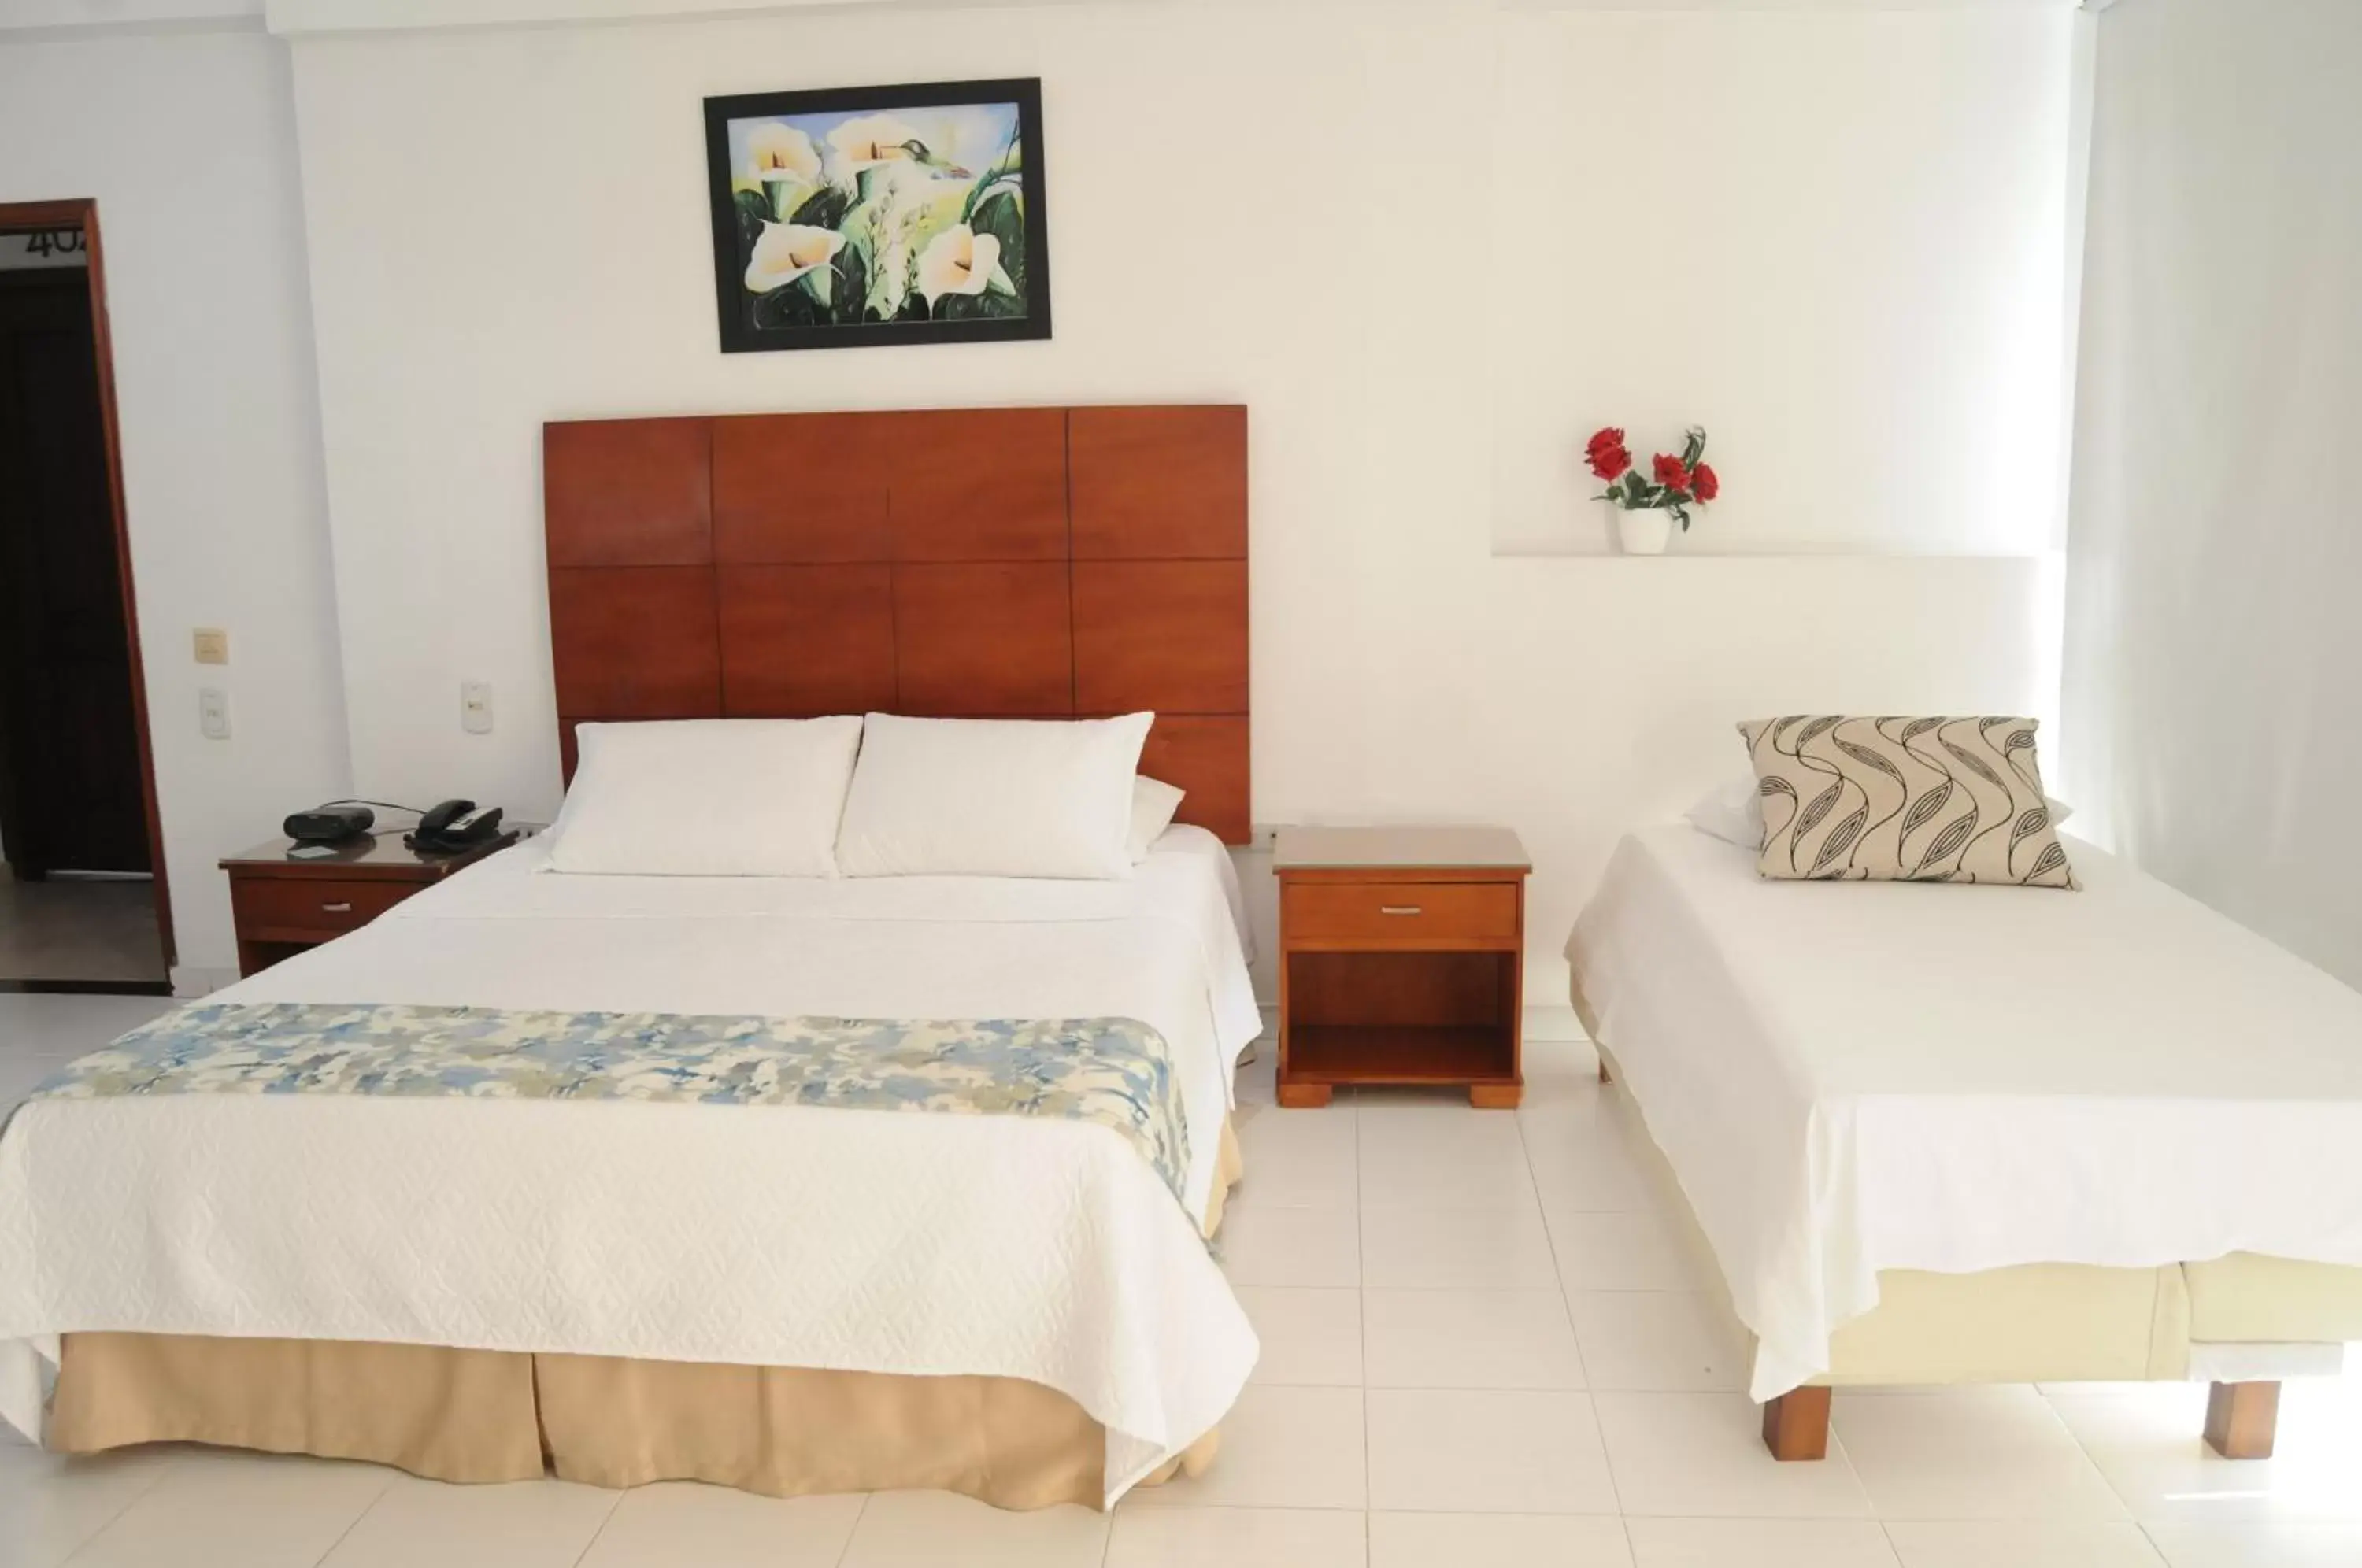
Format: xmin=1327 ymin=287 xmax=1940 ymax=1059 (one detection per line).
xmin=0 ymin=827 xmax=1261 ymax=1503
xmin=1567 ymin=825 xmax=2362 ymax=1401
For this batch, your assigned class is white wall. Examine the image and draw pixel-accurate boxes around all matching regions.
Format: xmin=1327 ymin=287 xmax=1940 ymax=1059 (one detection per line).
xmin=287 ymin=1 xmax=2072 ymax=1001
xmin=263 ymin=0 xmax=832 ymax=31
xmin=0 ymin=27 xmax=350 ymax=980
xmin=2063 ymin=0 xmax=2362 ymax=987
xmin=0 ymin=0 xmax=261 ymax=32
xmin=1490 ymin=7 xmax=2074 ymax=557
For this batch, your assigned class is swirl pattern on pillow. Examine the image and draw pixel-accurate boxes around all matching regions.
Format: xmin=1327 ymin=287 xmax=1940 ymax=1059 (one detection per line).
xmin=1737 ymin=716 xmax=2078 ymax=889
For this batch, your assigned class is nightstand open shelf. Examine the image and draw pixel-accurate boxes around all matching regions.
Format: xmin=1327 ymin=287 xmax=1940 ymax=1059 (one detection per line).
xmin=1275 ymin=827 xmax=1531 ymax=1109
xmin=1283 ymin=1023 xmax=1516 ymax=1086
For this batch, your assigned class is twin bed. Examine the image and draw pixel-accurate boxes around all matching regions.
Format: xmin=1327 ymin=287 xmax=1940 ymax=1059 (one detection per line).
xmin=1570 ymin=817 xmax=2362 ymax=1460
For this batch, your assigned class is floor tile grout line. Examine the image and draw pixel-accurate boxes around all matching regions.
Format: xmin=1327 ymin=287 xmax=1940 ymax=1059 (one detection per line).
xmin=51 ymin=1449 xmax=191 ymax=1568
xmin=1514 ymin=1103 xmax=1594 ymax=1392
xmin=2037 ymin=1381 xmax=2157 ymax=1522
xmin=1357 ymin=1365 xmax=1372 ymax=1518
xmin=841 ymin=1492 xmax=879 ymax=1559
xmin=822 ymin=1492 xmax=879 ymax=1559
xmin=1350 ymin=1137 xmax=1382 ymax=1513
xmin=560 ymin=1482 xmax=628 ymax=1568
xmin=1356 ymin=1248 xmax=1372 ymax=1394
xmin=1519 ymin=1088 xmax=1634 ymax=1531
xmin=1127 ymin=1498 xmax=1368 ymax=1513
xmin=301 ymin=1465 xmax=401 ymax=1568
xmin=2021 ymin=1385 xmax=2146 ymax=1522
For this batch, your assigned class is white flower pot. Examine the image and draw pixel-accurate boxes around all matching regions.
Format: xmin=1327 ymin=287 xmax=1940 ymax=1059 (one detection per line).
xmin=1613 ymin=507 xmax=1673 ymax=556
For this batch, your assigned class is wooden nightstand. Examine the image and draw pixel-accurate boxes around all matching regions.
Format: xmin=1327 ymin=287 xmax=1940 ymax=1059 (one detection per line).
xmin=220 ymin=828 xmax=531 ymax=978
xmin=1275 ymin=825 xmax=1531 ymax=1109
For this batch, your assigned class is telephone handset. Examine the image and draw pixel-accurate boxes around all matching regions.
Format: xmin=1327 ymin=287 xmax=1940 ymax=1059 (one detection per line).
xmin=405 ymin=798 xmax=509 ymax=854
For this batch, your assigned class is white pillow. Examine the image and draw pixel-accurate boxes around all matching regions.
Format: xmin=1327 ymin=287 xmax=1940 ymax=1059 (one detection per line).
xmin=1685 ymin=773 xmax=2072 ymax=850
xmin=835 ymin=712 xmax=1154 ymax=879
xmin=1128 ymin=775 xmax=1187 ymax=863
xmin=546 ymin=717 xmax=863 ymax=877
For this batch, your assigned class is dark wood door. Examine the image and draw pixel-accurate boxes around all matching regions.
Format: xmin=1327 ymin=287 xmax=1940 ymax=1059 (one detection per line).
xmin=0 ymin=268 xmax=150 ymax=876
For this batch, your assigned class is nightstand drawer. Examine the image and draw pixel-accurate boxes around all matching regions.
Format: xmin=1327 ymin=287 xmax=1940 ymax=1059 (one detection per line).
xmin=230 ymin=877 xmax=416 ymax=941
xmin=1283 ymin=880 xmax=1519 ymax=945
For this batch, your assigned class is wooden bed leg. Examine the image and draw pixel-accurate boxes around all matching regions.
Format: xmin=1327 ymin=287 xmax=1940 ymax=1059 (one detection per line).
xmin=1275 ymin=1081 xmax=1332 ymax=1109
xmin=1761 ymin=1386 xmax=1831 ymax=1461
xmin=2205 ymin=1380 xmax=2279 ymax=1459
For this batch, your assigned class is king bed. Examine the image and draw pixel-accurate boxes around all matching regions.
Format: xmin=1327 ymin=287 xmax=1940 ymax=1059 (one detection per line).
xmin=0 ymin=402 xmax=1261 ymax=1510
xmin=1569 ymin=815 xmax=2362 ymax=1462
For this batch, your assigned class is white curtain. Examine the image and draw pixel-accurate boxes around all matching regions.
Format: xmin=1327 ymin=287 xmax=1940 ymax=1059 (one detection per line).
xmin=2064 ymin=0 xmax=2362 ymax=986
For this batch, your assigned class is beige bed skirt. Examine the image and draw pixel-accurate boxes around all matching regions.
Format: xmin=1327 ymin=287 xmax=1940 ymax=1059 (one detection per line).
xmin=48 ymin=1118 xmax=1244 ymax=1511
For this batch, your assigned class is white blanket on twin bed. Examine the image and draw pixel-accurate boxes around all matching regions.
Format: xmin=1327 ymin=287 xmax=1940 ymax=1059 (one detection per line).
xmin=1568 ymin=825 xmax=2362 ymax=1402
xmin=0 ymin=827 xmax=1261 ymax=1504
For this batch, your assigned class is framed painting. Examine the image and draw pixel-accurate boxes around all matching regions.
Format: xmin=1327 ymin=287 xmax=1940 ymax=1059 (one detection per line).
xmin=702 ymin=77 xmax=1051 ymax=353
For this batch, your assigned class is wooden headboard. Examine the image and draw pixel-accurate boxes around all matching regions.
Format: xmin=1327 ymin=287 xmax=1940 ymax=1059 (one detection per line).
xmin=543 ymin=405 xmax=1250 ymax=844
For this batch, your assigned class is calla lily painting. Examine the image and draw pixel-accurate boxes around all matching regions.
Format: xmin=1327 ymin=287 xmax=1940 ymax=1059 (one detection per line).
xmin=703 ymin=79 xmax=1050 ymax=352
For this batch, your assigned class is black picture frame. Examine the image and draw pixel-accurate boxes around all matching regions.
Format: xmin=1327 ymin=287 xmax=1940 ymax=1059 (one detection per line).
xmin=702 ymin=77 xmax=1052 ymax=353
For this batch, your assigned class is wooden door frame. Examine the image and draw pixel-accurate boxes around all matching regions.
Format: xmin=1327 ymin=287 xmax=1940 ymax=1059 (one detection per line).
xmin=0 ymin=198 xmax=175 ymax=970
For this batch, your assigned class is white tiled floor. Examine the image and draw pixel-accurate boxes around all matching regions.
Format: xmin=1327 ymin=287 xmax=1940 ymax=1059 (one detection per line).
xmin=5 ymin=997 xmax=2362 ymax=1566
xmin=0 ymin=993 xmax=178 ymax=1116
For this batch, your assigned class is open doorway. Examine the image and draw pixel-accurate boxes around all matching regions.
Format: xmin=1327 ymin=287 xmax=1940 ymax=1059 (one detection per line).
xmin=0 ymin=201 xmax=172 ymax=995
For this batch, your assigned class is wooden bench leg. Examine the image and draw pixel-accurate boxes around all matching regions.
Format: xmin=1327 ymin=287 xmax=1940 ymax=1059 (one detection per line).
xmin=1761 ymin=1386 xmax=1831 ymax=1461
xmin=2205 ymin=1380 xmax=2279 ymax=1459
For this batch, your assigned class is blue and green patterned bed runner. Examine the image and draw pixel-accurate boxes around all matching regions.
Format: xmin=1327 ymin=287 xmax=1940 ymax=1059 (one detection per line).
xmin=31 ymin=1002 xmax=1191 ymax=1208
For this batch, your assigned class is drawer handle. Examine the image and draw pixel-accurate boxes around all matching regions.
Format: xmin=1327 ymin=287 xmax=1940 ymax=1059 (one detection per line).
xmin=1379 ymin=904 xmax=1423 ymax=916
xmin=321 ymin=901 xmax=353 ymax=914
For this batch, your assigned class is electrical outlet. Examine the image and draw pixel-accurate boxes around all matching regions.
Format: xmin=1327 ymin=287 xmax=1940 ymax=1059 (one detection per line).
xmin=461 ymin=680 xmax=494 ymax=735
xmin=192 ymin=627 xmax=228 ymax=665
xmin=198 ymin=686 xmax=231 ymax=740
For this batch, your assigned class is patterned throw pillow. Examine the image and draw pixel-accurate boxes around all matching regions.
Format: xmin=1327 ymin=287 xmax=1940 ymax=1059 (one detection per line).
xmin=1737 ymin=716 xmax=2079 ymax=889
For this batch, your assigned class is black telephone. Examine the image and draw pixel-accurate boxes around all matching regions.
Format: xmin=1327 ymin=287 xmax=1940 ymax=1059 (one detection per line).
xmin=406 ymin=799 xmax=509 ymax=854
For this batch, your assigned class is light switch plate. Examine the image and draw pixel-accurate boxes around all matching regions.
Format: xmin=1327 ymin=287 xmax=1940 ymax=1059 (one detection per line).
xmin=192 ymin=627 xmax=228 ymax=665
xmin=461 ymin=680 xmax=494 ymax=735
xmin=198 ymin=686 xmax=231 ymax=739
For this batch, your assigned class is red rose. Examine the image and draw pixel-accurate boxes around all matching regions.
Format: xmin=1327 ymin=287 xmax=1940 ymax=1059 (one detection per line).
xmin=1588 ymin=441 xmax=1632 ymax=482
xmin=1586 ymin=426 xmax=1625 ymax=460
xmin=1690 ymin=462 xmax=1720 ymax=501
xmin=1652 ymin=453 xmax=1691 ymax=492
